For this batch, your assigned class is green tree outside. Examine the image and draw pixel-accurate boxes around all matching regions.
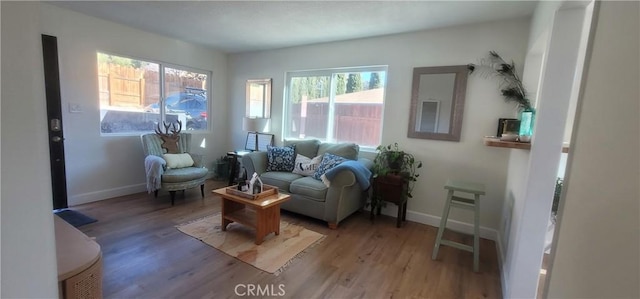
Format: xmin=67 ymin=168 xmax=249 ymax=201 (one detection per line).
xmin=369 ymin=72 xmax=381 ymax=89
xmin=336 ymin=74 xmax=346 ymax=95
xmin=346 ymin=73 xmax=363 ymax=93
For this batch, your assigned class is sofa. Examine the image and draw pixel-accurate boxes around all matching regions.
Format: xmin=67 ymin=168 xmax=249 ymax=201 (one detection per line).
xmin=242 ymin=139 xmax=373 ymax=228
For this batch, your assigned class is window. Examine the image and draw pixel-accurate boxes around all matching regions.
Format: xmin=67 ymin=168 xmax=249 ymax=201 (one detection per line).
xmin=246 ymin=79 xmax=272 ymax=118
xmin=97 ymin=52 xmax=210 ymax=134
xmin=284 ymin=66 xmax=387 ymax=148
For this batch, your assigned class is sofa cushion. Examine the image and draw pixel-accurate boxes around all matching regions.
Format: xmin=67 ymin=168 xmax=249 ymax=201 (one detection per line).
xmin=292 ymin=154 xmax=322 ymax=176
xmin=317 ymin=143 xmax=359 ymax=160
xmin=266 ymin=145 xmax=296 ymax=172
xmin=285 ymin=139 xmax=320 ymax=159
xmin=260 ymin=171 xmax=303 ymax=192
xmin=313 ymin=153 xmax=347 ymax=180
xmin=162 ymin=167 xmax=207 ymax=183
xmin=290 ymin=177 xmax=328 ymax=202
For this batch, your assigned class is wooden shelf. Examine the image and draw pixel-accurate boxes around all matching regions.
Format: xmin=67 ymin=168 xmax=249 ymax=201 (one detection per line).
xmin=483 ymin=137 xmax=570 ymax=153
xmin=483 ymin=137 xmax=531 ymax=150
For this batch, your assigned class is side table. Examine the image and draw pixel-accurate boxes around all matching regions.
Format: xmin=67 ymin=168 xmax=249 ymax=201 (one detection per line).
xmin=371 ymin=174 xmax=409 ymax=228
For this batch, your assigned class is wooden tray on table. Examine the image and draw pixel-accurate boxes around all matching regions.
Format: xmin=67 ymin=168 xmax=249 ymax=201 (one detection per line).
xmin=225 ymin=184 xmax=279 ymax=201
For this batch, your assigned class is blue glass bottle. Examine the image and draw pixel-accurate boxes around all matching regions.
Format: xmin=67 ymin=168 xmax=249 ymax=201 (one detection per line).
xmin=518 ymin=108 xmax=535 ymax=141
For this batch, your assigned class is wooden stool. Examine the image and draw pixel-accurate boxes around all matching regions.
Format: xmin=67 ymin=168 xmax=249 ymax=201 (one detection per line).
xmin=431 ymin=179 xmax=485 ymax=272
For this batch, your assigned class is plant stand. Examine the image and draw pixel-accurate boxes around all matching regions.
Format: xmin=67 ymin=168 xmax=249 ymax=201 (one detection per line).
xmin=370 ymin=174 xmax=409 ymax=228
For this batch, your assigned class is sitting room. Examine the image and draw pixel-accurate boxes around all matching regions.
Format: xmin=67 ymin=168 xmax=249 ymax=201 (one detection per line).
xmin=2 ymin=1 xmax=639 ymax=299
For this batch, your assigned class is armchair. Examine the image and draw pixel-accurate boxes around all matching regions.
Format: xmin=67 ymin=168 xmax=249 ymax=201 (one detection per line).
xmin=141 ymin=132 xmax=208 ymax=205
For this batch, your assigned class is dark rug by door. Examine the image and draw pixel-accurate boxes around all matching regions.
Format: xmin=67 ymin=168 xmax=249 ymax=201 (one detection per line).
xmin=54 ymin=209 xmax=97 ymax=227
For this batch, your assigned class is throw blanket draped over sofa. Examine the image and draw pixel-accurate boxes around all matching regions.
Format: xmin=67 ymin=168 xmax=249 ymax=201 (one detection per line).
xmin=242 ymin=139 xmax=373 ymax=229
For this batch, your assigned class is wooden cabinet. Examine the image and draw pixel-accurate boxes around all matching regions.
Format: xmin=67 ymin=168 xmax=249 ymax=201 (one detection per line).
xmin=54 ymin=215 xmax=102 ymax=299
xmin=372 ymin=174 xmax=409 ymax=227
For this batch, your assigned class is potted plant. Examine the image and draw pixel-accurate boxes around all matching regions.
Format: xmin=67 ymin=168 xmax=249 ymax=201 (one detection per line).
xmin=551 ymin=177 xmax=563 ymax=223
xmin=369 ymin=143 xmax=422 ymax=213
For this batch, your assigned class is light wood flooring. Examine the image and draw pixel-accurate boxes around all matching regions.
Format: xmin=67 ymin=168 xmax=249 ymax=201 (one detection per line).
xmin=73 ymin=179 xmax=502 ymax=298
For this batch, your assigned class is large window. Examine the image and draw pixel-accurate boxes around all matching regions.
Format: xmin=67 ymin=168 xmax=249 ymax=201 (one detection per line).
xmin=97 ymin=52 xmax=210 ymax=134
xmin=284 ymin=66 xmax=387 ymax=148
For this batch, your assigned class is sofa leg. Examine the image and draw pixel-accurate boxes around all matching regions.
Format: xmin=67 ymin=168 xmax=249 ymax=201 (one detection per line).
xmin=154 ymin=190 xmax=158 ymax=198
xmin=170 ymin=191 xmax=176 ymax=206
xmin=328 ymin=222 xmax=338 ymax=229
xmin=200 ymin=184 xmax=205 ymax=198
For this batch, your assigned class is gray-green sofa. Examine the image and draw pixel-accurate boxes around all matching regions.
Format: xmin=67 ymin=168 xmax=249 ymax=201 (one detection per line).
xmin=242 ymin=139 xmax=373 ymax=228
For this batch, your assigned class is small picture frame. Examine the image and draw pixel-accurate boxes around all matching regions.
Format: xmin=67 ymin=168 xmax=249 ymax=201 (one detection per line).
xmin=256 ymin=133 xmax=274 ymax=152
xmin=497 ymin=118 xmax=520 ymax=137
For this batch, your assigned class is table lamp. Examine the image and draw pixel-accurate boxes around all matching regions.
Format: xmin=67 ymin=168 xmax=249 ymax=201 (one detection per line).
xmin=242 ymin=117 xmax=269 ymax=151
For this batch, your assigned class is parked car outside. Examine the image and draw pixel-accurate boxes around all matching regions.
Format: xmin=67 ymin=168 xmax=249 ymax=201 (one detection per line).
xmin=145 ymin=88 xmax=207 ymax=130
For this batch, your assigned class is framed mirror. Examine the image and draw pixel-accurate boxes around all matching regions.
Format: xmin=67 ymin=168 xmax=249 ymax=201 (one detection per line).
xmin=408 ymin=65 xmax=468 ymax=141
xmin=246 ymin=78 xmax=272 ymax=118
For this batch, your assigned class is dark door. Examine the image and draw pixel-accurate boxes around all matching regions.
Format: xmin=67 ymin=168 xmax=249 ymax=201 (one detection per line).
xmin=42 ymin=34 xmax=68 ymax=210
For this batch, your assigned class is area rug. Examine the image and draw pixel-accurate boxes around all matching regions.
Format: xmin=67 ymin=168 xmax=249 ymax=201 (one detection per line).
xmin=54 ymin=209 xmax=97 ymax=227
xmin=176 ymin=213 xmax=324 ymax=274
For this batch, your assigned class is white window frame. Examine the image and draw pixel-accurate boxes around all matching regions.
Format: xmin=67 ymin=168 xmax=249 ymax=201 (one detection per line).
xmin=97 ymin=51 xmax=212 ymax=136
xmin=283 ymin=65 xmax=387 ymax=150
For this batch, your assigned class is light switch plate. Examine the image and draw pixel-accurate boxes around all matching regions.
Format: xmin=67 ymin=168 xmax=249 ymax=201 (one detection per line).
xmin=69 ymin=103 xmax=82 ymax=113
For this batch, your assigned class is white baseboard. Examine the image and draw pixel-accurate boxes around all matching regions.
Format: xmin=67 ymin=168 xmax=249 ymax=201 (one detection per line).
xmin=373 ymin=205 xmax=499 ymax=241
xmin=68 ymin=183 xmax=147 ymax=206
xmin=69 ymin=172 xmax=218 ymax=206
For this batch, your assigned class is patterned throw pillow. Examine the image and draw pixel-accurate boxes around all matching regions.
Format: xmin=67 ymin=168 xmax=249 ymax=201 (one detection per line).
xmin=292 ymin=154 xmax=323 ymax=176
xmin=266 ymin=145 xmax=296 ymax=172
xmin=313 ymin=153 xmax=347 ymax=180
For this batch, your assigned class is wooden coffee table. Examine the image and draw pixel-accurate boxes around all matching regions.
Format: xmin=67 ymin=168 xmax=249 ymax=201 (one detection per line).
xmin=212 ymin=187 xmax=291 ymax=245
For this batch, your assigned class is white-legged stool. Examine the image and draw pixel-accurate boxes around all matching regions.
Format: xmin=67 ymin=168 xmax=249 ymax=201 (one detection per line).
xmin=431 ymin=179 xmax=485 ymax=272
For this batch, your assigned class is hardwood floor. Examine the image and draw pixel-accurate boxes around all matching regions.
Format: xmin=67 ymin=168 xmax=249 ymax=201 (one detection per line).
xmin=74 ymin=179 xmax=502 ymax=298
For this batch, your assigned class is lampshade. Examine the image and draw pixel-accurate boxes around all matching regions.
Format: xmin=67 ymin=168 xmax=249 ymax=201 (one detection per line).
xmin=242 ymin=117 xmax=269 ymax=132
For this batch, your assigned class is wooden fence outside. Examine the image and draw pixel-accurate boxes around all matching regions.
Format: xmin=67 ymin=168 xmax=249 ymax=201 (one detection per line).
xmin=289 ymin=103 xmax=383 ymax=147
xmin=98 ymin=63 xmax=206 ymax=109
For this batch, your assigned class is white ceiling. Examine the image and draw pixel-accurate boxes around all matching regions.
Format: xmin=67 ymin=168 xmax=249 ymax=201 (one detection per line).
xmin=50 ymin=1 xmax=538 ymax=53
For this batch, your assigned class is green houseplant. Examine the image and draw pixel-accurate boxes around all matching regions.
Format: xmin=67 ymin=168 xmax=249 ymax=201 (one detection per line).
xmin=370 ymin=143 xmax=422 ymax=212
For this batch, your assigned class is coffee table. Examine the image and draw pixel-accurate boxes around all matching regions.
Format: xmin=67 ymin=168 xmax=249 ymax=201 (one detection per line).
xmin=212 ymin=187 xmax=291 ymax=245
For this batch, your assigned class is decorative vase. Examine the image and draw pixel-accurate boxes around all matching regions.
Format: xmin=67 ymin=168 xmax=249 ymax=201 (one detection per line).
xmin=518 ymin=109 xmax=535 ymax=141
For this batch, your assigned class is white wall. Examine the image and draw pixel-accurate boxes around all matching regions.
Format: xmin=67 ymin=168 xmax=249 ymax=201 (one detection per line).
xmin=37 ymin=3 xmax=229 ymax=205
xmin=547 ymin=1 xmax=640 ymax=297
xmin=500 ymin=1 xmax=596 ymax=297
xmin=229 ymin=19 xmax=531 ymax=235
xmin=499 ymin=1 xmax=561 ymax=292
xmin=1 ymin=2 xmax=59 ymax=297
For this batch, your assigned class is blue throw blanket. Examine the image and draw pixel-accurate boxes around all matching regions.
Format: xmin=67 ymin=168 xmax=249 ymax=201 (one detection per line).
xmin=321 ymin=160 xmax=372 ymax=190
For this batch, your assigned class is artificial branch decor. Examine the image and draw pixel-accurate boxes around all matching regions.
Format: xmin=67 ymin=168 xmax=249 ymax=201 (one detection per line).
xmin=468 ymin=51 xmax=533 ymax=112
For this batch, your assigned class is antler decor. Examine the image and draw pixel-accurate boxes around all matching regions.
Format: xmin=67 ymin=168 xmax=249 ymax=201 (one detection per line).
xmin=155 ymin=120 xmax=182 ymax=154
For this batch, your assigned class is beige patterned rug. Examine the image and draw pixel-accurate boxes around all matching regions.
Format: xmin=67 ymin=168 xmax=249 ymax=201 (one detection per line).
xmin=176 ymin=213 xmax=324 ymax=274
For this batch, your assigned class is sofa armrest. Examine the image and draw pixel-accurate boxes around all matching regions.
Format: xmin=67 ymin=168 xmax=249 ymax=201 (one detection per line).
xmin=358 ymin=157 xmax=374 ymax=170
xmin=242 ymin=151 xmax=268 ymax=176
xmin=324 ymin=168 xmax=360 ymax=224
xmin=322 ymin=158 xmax=373 ymax=226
